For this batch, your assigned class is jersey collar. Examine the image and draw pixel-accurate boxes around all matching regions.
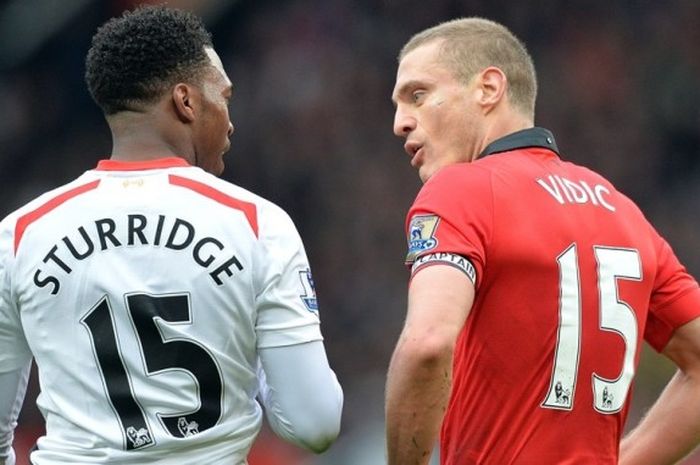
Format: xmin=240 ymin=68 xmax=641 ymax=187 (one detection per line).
xmin=480 ymin=127 xmax=560 ymax=158
xmin=95 ymin=157 xmax=192 ymax=171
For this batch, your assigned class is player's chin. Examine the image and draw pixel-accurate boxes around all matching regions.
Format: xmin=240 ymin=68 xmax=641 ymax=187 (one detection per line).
xmin=418 ymin=165 xmax=433 ymax=183
xmin=200 ymin=155 xmax=226 ymax=176
xmin=213 ymin=144 xmax=230 ymax=175
xmin=217 ymin=146 xmax=230 ymax=174
xmin=213 ymin=157 xmax=225 ymax=176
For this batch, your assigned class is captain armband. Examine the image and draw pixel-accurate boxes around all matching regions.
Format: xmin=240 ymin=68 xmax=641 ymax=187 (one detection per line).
xmin=411 ymin=252 xmax=477 ymax=285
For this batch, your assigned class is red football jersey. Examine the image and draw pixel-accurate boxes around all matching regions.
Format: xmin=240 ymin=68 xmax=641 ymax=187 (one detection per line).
xmin=404 ymin=128 xmax=700 ymax=464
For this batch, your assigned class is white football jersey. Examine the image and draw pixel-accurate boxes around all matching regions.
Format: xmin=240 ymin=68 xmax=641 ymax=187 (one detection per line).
xmin=0 ymin=157 xmax=323 ymax=464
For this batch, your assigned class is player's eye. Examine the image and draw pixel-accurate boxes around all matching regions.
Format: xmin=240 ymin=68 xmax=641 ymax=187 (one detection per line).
xmin=411 ymin=91 xmax=426 ymax=104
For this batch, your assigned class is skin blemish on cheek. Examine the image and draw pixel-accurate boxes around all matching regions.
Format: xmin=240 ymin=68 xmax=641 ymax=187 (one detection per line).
xmin=430 ymin=94 xmax=445 ymax=106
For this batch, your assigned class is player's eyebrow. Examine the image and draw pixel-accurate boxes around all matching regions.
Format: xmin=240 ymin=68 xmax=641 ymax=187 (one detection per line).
xmin=391 ymin=79 xmax=424 ymax=107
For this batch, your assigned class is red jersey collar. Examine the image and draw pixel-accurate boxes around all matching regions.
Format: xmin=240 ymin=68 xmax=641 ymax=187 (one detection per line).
xmin=95 ymin=157 xmax=191 ymax=171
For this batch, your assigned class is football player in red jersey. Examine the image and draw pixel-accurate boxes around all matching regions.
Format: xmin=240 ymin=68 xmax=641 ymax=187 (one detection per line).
xmin=386 ymin=17 xmax=700 ymax=465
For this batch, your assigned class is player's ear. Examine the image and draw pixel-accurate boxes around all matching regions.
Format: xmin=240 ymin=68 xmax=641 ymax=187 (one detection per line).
xmin=477 ymin=66 xmax=507 ymax=114
xmin=172 ymin=83 xmax=196 ymax=123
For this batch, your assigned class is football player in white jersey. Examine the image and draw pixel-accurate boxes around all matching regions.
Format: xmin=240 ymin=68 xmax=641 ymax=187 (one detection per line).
xmin=0 ymin=6 xmax=342 ymax=465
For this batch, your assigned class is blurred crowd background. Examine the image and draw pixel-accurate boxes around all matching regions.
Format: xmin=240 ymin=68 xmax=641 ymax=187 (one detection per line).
xmin=2 ymin=0 xmax=700 ymax=463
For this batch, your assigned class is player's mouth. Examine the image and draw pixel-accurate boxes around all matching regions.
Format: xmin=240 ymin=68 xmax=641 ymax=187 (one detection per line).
xmin=404 ymin=141 xmax=423 ymax=167
xmin=411 ymin=148 xmax=424 ymax=168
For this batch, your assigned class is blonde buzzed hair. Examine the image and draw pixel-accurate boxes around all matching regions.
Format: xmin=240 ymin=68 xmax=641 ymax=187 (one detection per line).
xmin=399 ymin=17 xmax=537 ymax=118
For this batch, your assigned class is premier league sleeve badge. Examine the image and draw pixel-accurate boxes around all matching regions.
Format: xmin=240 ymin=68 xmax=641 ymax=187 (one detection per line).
xmin=405 ymin=214 xmax=440 ymax=264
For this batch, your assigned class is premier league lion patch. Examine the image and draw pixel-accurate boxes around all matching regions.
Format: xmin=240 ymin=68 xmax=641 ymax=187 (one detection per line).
xmin=405 ymin=214 xmax=440 ymax=263
xmin=299 ymin=268 xmax=319 ymax=312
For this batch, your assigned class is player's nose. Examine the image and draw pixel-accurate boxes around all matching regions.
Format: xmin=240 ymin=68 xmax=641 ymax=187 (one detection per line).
xmin=393 ymin=108 xmax=416 ymax=138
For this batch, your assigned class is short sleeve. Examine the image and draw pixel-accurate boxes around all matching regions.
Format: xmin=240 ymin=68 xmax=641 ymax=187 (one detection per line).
xmin=254 ymin=205 xmax=323 ymax=349
xmin=0 ymin=217 xmax=32 ymax=373
xmin=644 ymin=230 xmax=700 ymax=352
xmin=404 ymin=164 xmax=494 ymax=287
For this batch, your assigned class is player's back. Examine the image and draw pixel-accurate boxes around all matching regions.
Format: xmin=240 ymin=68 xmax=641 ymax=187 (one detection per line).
xmin=436 ymin=148 xmax=676 ymax=464
xmin=2 ymin=158 xmax=307 ymax=464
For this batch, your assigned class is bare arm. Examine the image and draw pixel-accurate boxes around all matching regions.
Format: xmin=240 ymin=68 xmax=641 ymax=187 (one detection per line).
xmin=385 ymin=265 xmax=475 ymax=465
xmin=620 ymin=317 xmax=700 ymax=464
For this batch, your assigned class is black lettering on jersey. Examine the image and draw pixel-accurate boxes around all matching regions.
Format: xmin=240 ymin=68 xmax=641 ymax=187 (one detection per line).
xmin=33 ymin=214 xmax=247 ymax=294
xmin=193 ymin=237 xmax=224 ymax=267
xmin=95 ymin=219 xmax=122 ymax=250
xmin=153 ymin=215 xmax=166 ymax=246
xmin=44 ymin=245 xmax=72 ymax=273
xmin=128 ymin=215 xmax=149 ymax=246
xmin=63 ymin=226 xmax=95 ymax=260
xmin=33 ymin=269 xmax=60 ymax=295
xmin=209 ymin=254 xmax=243 ymax=285
xmin=165 ymin=219 xmax=195 ymax=250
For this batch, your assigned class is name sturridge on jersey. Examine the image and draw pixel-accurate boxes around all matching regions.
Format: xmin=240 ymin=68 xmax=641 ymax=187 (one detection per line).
xmin=32 ymin=213 xmax=244 ymax=295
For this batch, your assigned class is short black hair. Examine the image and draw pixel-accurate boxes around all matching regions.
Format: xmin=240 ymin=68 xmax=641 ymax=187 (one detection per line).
xmin=85 ymin=5 xmax=213 ymax=115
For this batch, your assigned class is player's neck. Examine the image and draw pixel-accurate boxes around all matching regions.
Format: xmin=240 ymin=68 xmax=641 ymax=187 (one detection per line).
xmin=109 ymin=139 xmax=189 ymax=163
xmin=477 ymin=112 xmax=533 ymax=160
xmin=106 ymin=111 xmax=195 ymax=164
